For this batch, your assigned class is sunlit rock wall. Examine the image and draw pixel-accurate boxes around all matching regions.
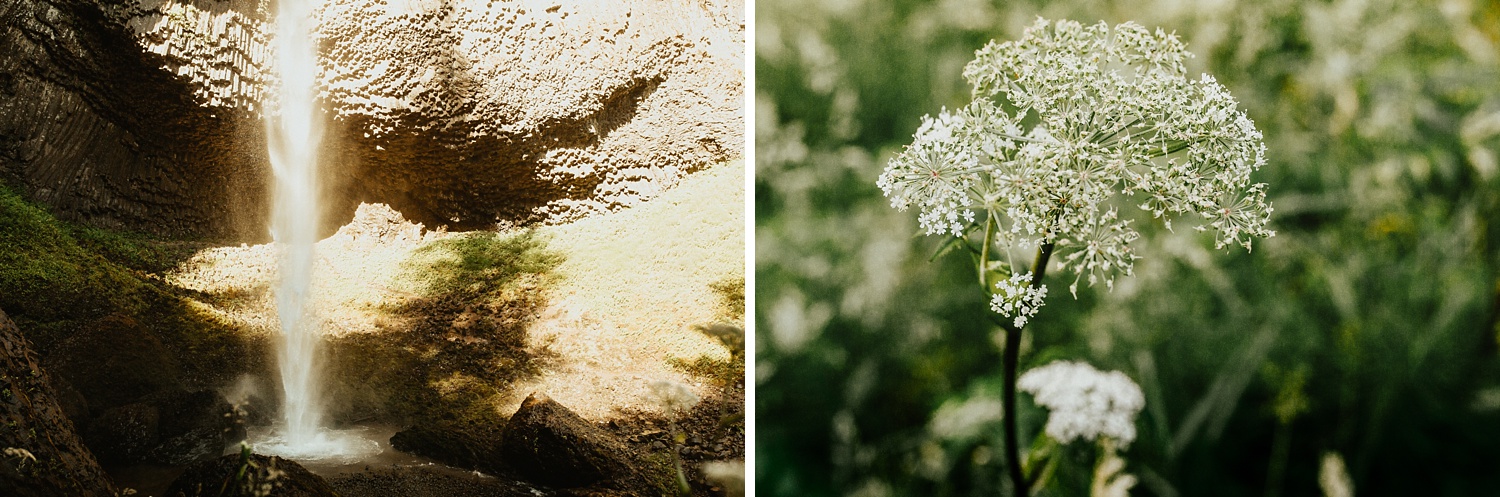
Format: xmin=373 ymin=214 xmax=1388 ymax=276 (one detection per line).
xmin=0 ymin=0 xmax=743 ymax=238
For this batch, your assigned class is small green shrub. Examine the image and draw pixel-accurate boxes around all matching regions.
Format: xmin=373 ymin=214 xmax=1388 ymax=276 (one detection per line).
xmin=398 ymin=230 xmax=565 ymax=303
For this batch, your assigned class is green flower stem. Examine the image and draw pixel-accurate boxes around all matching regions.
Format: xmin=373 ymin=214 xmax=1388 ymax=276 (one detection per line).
xmin=996 ymin=241 xmax=1054 ymax=496
xmin=979 ymin=215 xmax=996 ymax=290
xmin=970 ymin=214 xmax=1053 ymax=495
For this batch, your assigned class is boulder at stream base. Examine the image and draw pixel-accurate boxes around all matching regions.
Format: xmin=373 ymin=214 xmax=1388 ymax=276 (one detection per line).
xmin=86 ymin=388 xmax=246 ymax=465
xmin=390 ymin=423 xmax=499 ymax=471
xmin=164 ymin=451 xmax=338 ymax=497
xmin=0 ymin=308 xmax=118 ymax=497
xmin=497 ymin=393 xmax=644 ymax=491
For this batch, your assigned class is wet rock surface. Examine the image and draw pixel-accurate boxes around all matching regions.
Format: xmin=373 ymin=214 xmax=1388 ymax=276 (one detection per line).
xmin=165 ymin=452 xmax=338 ymax=497
xmin=388 ymin=423 xmax=500 ymax=472
xmin=0 ymin=0 xmax=743 ymax=240
xmin=0 ymin=307 xmax=117 ymax=497
xmin=497 ymin=392 xmax=644 ymax=491
xmin=87 ymin=389 xmax=245 ymax=466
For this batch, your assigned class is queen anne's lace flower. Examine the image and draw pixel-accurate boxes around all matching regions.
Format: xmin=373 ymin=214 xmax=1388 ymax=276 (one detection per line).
xmin=990 ymin=272 xmax=1048 ymax=328
xmin=876 ymin=108 xmax=980 ymax=237
xmin=879 ymin=18 xmax=1275 ymax=297
xmin=1018 ymin=360 xmax=1145 ymax=446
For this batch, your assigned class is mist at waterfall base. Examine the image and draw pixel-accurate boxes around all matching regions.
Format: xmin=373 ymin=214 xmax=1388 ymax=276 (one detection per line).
xmin=248 ymin=0 xmax=379 ymax=463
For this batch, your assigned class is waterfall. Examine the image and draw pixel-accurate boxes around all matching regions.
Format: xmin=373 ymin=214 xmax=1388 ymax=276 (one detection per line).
xmin=266 ymin=0 xmax=323 ymax=445
xmin=255 ymin=0 xmax=378 ymax=462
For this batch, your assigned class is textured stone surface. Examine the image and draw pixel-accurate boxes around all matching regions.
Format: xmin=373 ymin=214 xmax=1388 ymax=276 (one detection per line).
xmin=165 ymin=451 xmax=339 ymax=497
xmin=497 ymin=392 xmax=642 ymax=490
xmin=0 ymin=307 xmax=117 ymax=497
xmin=86 ymin=389 xmax=244 ymax=465
xmin=389 ymin=423 xmax=498 ymax=471
xmin=0 ymin=0 xmax=743 ymax=240
xmin=0 ymin=0 xmax=270 ymax=239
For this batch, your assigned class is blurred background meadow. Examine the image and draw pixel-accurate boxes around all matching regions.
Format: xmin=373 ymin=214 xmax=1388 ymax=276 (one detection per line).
xmin=754 ymin=0 xmax=1500 ymax=495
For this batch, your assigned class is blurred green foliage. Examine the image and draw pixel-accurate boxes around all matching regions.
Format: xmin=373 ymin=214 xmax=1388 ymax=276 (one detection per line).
xmin=755 ymin=0 xmax=1500 ymax=496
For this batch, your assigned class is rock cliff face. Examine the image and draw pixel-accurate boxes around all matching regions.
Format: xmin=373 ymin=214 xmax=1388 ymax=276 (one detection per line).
xmin=0 ymin=308 xmax=117 ymax=497
xmin=0 ymin=0 xmax=743 ymax=239
xmin=0 ymin=0 xmax=270 ymax=239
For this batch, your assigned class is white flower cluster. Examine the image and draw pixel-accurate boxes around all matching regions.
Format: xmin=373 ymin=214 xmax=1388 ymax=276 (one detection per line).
xmin=649 ymin=379 xmax=702 ymax=416
xmin=878 ymin=18 xmax=1274 ymax=295
xmin=701 ymin=461 xmax=747 ymax=497
xmin=1018 ymin=360 xmax=1145 ymax=446
xmin=928 ymin=395 xmax=1006 ymax=441
xmin=990 ymin=272 xmax=1048 ymax=328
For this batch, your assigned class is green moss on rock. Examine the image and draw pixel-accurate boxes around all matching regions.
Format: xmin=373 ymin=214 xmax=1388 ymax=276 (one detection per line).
xmin=0 ymin=185 xmax=263 ymax=413
xmin=0 ymin=187 xmax=148 ymax=330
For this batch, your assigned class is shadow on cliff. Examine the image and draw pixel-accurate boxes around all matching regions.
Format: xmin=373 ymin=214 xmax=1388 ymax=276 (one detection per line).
xmin=1 ymin=0 xmax=269 ymax=240
xmin=324 ymin=230 xmax=564 ymax=428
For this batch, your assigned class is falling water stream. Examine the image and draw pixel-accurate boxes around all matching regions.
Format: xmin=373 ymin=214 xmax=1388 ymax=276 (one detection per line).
xmin=251 ymin=0 xmax=379 ymax=463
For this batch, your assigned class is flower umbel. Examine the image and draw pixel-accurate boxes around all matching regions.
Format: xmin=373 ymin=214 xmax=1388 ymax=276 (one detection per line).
xmin=1019 ymin=360 xmax=1145 ymax=446
xmin=990 ymin=272 xmax=1048 ymax=328
xmin=879 ymin=18 xmax=1275 ymax=296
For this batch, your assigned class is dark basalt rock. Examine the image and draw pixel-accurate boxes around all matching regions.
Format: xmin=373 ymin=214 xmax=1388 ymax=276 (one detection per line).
xmin=165 ymin=451 xmax=338 ymax=497
xmin=390 ymin=423 xmax=498 ymax=471
xmin=497 ymin=393 xmax=640 ymax=490
xmin=45 ymin=313 xmax=185 ymax=410
xmin=150 ymin=389 xmax=248 ymax=465
xmin=86 ymin=388 xmax=244 ymax=466
xmin=47 ymin=374 xmax=90 ymax=431
xmin=0 ymin=307 xmax=117 ymax=497
xmin=1 ymin=0 xmax=741 ymax=240
xmin=85 ymin=402 xmax=160 ymax=463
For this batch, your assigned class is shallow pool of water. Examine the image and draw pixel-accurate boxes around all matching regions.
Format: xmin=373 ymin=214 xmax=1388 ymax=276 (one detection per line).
xmin=242 ymin=423 xmax=459 ymax=476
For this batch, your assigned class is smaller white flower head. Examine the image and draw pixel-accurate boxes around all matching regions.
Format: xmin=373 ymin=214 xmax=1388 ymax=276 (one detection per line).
xmin=1018 ymin=360 xmax=1145 ymax=446
xmin=701 ymin=461 xmax=747 ymax=497
xmin=928 ymin=395 xmax=1006 ymax=441
xmin=990 ymin=272 xmax=1048 ymax=328
xmin=649 ymin=379 xmax=701 ymax=415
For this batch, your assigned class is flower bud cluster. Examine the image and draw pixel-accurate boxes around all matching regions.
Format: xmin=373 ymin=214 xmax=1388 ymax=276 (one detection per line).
xmin=990 ymin=272 xmax=1048 ymax=328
